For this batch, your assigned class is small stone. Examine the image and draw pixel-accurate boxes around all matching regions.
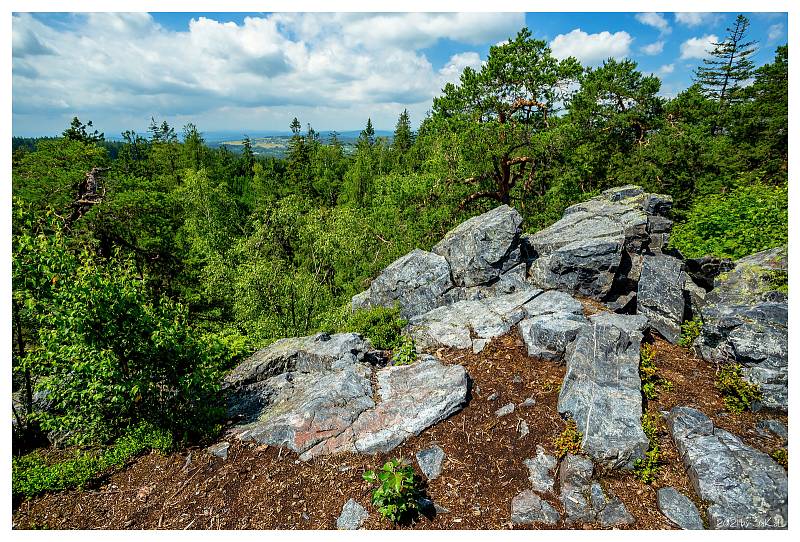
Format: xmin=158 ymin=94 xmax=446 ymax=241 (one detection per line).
xmin=657 ymin=487 xmax=704 ymax=530
xmin=416 ymin=445 xmax=445 ymax=481
xmin=487 ymin=392 xmax=499 ymax=401
xmin=521 ymin=397 xmax=536 ymax=407
xmin=512 ymin=375 xmax=523 ymax=384
xmin=511 ymin=490 xmax=560 ymax=526
xmin=518 ymin=420 xmax=530 ymax=439
xmin=206 ymin=441 xmax=230 ymax=460
xmin=495 ymin=403 xmax=515 ymax=417
xmin=336 ymin=499 xmax=368 ymax=530
xmin=472 ymin=339 xmax=488 ymax=354
xmin=524 ymin=445 xmax=557 ymax=493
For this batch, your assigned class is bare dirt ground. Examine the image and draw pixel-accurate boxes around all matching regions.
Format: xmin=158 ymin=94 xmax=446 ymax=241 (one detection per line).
xmin=12 ymin=315 xmax=788 ymax=530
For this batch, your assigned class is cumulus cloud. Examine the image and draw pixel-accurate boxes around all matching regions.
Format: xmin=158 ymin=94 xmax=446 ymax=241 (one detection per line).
xmin=767 ymin=24 xmax=785 ymax=43
xmin=675 ymin=13 xmax=717 ymax=27
xmin=657 ymin=63 xmax=675 ymax=75
xmin=641 ymin=40 xmax=665 ymax=55
xmin=635 ymin=13 xmax=671 ymax=34
xmin=11 ymin=12 xmax=524 ymax=133
xmin=680 ymin=34 xmax=718 ymax=59
xmin=549 ymin=28 xmax=633 ymax=64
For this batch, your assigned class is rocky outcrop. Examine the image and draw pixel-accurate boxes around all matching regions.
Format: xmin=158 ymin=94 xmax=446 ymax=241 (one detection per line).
xmin=432 ymin=204 xmax=524 ymax=288
xmin=557 ymin=313 xmax=649 ymax=468
xmin=526 ymin=185 xmax=673 ymax=299
xmin=656 ymin=487 xmax=704 ymax=530
xmin=637 ymin=254 xmax=687 ymax=343
xmin=666 ymin=406 xmax=788 ymax=529
xmin=406 ymin=289 xmax=543 ymax=352
xmin=694 ymin=247 xmax=788 ymax=410
xmin=559 ymin=454 xmax=634 ymax=527
xmin=351 ymin=249 xmax=454 ymax=319
xmin=225 ymin=334 xmax=468 ymax=459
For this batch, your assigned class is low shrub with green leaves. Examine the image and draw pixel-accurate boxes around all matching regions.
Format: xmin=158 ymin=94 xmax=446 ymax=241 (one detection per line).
xmin=327 ymin=305 xmax=408 ymax=351
xmin=715 ymin=363 xmax=762 ymax=413
xmin=639 ymin=343 xmax=673 ymax=400
xmin=363 ymin=458 xmax=421 ymax=523
xmin=678 ymin=318 xmax=703 ymax=347
xmin=553 ymin=419 xmax=583 ymax=458
xmin=12 ymin=422 xmax=173 ymax=500
xmin=391 ymin=336 xmax=417 ymax=366
xmin=633 ymin=413 xmax=660 ymax=484
xmin=771 ymin=448 xmax=788 ymax=469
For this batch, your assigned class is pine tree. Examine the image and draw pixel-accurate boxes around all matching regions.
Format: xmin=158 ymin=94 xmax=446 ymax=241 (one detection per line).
xmin=360 ymin=118 xmax=375 ymax=146
xmin=393 ymin=109 xmax=413 ymax=153
xmin=694 ymin=15 xmax=757 ymax=111
xmin=63 ymin=116 xmax=104 ymax=144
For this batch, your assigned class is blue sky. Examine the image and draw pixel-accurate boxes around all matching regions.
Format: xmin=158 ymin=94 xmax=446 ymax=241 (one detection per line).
xmin=12 ymin=11 xmax=788 ymax=137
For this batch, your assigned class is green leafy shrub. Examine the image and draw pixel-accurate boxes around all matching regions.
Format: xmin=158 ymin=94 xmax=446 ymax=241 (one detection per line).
xmin=678 ymin=318 xmax=703 ymax=347
xmin=363 ymin=459 xmax=421 ymax=523
xmin=345 ymin=305 xmax=408 ymax=350
xmin=553 ymin=419 xmax=583 ymax=458
xmin=391 ymin=336 xmax=417 ymax=366
xmin=633 ymin=413 xmax=660 ymax=484
xmin=12 ymin=422 xmax=172 ymax=500
xmin=715 ymin=363 xmax=762 ymax=413
xmin=639 ymin=343 xmax=673 ymax=400
xmin=771 ymin=448 xmax=788 ymax=469
xmin=671 ymin=181 xmax=787 ymax=260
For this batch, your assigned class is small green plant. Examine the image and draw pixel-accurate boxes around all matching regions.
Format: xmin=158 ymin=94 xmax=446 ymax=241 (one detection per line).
xmin=343 ymin=305 xmax=408 ymax=350
xmin=363 ymin=458 xmax=421 ymax=523
xmin=771 ymin=448 xmax=788 ymax=469
xmin=678 ymin=318 xmax=703 ymax=347
xmin=553 ymin=419 xmax=583 ymax=458
xmin=391 ymin=335 xmax=417 ymax=366
xmin=12 ymin=422 xmax=173 ymax=500
xmin=715 ymin=363 xmax=762 ymax=413
xmin=633 ymin=413 xmax=660 ymax=484
xmin=639 ymin=343 xmax=673 ymax=400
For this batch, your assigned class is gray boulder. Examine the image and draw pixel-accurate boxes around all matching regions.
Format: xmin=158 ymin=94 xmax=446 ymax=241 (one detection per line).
xmin=206 ymin=441 xmax=230 ymax=460
xmin=518 ymin=290 xmax=587 ymax=361
xmin=416 ymin=444 xmax=445 ymax=480
xmin=559 ymin=454 xmax=634 ymax=527
xmin=223 ymin=332 xmax=371 ymax=389
xmin=695 ymin=247 xmax=788 ymax=410
xmin=407 ymin=289 xmax=542 ymax=352
xmin=432 ymin=204 xmax=524 ymax=288
xmin=524 ymin=445 xmax=557 ymax=493
xmin=656 ymin=487 xmax=704 ymax=530
xmin=300 ymin=356 xmax=468 ymax=459
xmin=757 ymin=419 xmax=788 ymax=443
xmin=666 ymin=406 xmax=788 ymax=529
xmin=511 ymin=490 xmax=560 ymax=526
xmin=351 ymin=249 xmax=454 ymax=320
xmin=526 ymin=185 xmax=673 ymax=299
xmin=336 ymin=499 xmax=368 ymax=530
xmin=637 ymin=254 xmax=687 ymax=343
xmin=557 ymin=313 xmax=649 ymax=468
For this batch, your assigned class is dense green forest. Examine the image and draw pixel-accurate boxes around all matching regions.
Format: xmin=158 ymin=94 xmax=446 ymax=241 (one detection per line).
xmin=11 ymin=19 xmax=787 ymax=490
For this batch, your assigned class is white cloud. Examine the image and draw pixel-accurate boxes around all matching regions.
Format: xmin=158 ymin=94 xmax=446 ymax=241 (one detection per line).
xmin=768 ymin=24 xmax=785 ymax=43
xmin=12 ymin=12 xmax=525 ymax=134
xmin=657 ymin=63 xmax=675 ymax=75
xmin=635 ymin=13 xmax=671 ymax=34
xmin=675 ymin=13 xmax=717 ymax=27
xmin=641 ymin=40 xmax=665 ymax=55
xmin=549 ymin=28 xmax=633 ymax=64
xmin=680 ymin=34 xmax=719 ymax=59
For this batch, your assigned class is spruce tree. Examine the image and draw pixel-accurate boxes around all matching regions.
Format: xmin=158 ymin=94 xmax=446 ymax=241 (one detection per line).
xmin=694 ymin=14 xmax=757 ymax=111
xmin=360 ymin=118 xmax=375 ymax=146
xmin=393 ymin=109 xmax=413 ymax=153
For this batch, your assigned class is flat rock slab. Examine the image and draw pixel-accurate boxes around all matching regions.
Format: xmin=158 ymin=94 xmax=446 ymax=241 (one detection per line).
xmin=351 ymin=249 xmax=454 ymax=320
xmin=695 ymin=246 xmax=788 ymax=410
xmin=407 ymin=289 xmax=543 ymax=352
xmin=557 ymin=313 xmax=649 ymax=468
xmin=224 ymin=332 xmax=372 ymax=389
xmin=432 ymin=204 xmax=523 ymax=288
xmin=666 ymin=406 xmax=788 ymax=529
xmin=336 ymin=499 xmax=368 ymax=530
xmin=511 ymin=490 xmax=560 ymax=526
xmin=416 ymin=445 xmax=445 ymax=480
xmin=637 ymin=254 xmax=687 ymax=343
xmin=558 ymin=454 xmax=634 ymax=527
xmin=657 ymin=487 xmax=704 ymax=530
xmin=300 ymin=356 xmax=468 ymax=459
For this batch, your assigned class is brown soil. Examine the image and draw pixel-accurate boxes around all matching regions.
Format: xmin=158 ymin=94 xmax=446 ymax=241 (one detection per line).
xmin=12 ymin=329 xmax=787 ymax=531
